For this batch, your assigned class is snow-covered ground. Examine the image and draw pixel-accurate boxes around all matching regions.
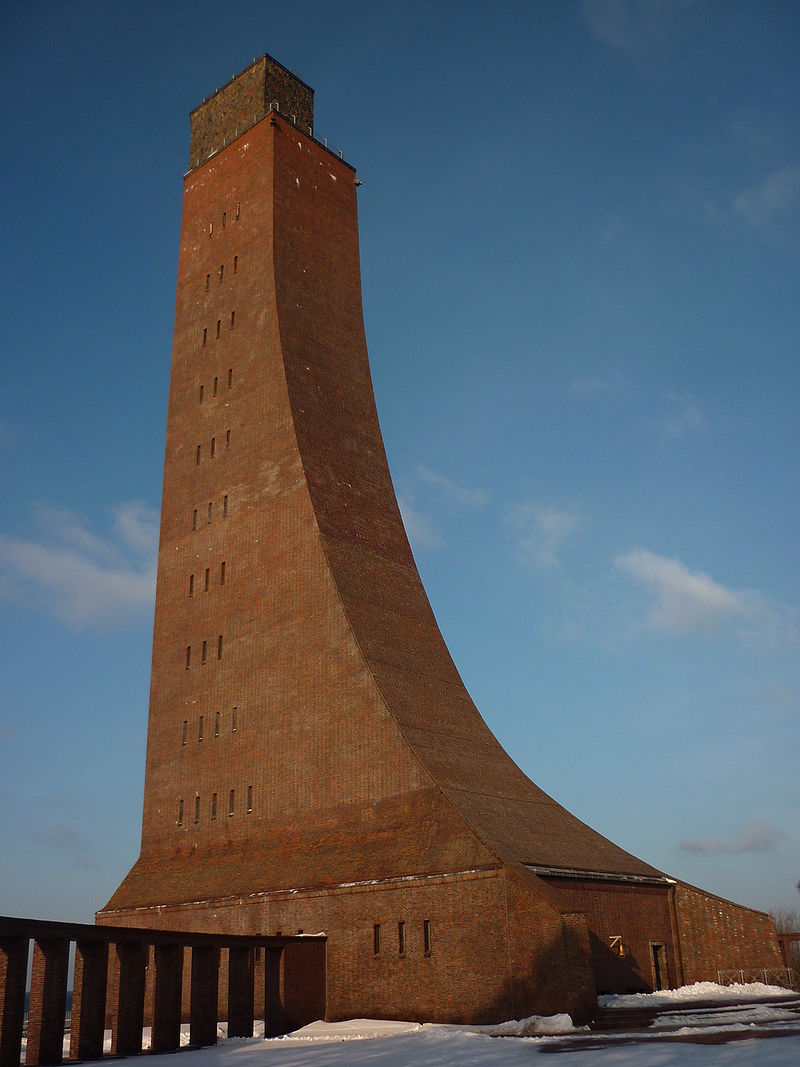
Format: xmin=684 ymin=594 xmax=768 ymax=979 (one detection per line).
xmin=23 ymin=983 xmax=800 ymax=1066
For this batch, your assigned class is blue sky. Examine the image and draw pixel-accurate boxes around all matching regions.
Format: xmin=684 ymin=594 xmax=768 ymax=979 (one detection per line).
xmin=1 ymin=0 xmax=798 ymax=924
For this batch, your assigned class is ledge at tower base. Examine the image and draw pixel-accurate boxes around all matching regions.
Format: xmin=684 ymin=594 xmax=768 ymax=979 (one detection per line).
xmin=99 ymin=55 xmax=783 ymax=1024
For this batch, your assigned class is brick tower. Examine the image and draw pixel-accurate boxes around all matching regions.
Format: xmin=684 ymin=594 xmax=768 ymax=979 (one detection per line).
xmin=101 ymin=55 xmax=782 ymax=1023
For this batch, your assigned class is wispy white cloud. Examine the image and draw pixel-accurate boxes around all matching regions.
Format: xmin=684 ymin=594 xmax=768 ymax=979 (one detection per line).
xmin=678 ymin=821 xmax=779 ymax=855
xmin=506 ymin=502 xmax=582 ymax=571
xmin=0 ymin=501 xmax=158 ymax=628
xmin=654 ymin=392 xmax=705 ymax=439
xmin=581 ymin=0 xmax=686 ymax=61
xmin=32 ymin=823 xmax=101 ymax=870
xmin=616 ymin=549 xmax=750 ymax=634
xmin=397 ymin=496 xmax=441 ymax=551
xmin=734 ymin=165 xmax=800 ymax=229
xmin=416 ymin=466 xmax=488 ymax=509
xmin=570 ymin=374 xmax=627 ymax=395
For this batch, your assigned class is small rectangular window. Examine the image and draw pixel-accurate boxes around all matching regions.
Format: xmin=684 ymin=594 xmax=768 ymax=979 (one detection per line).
xmin=373 ymin=924 xmax=381 ymax=956
xmin=228 ymin=789 xmax=234 ymax=816
xmin=186 ymin=645 xmax=191 ymax=670
xmin=196 ymin=444 xmax=201 ymax=465
xmin=182 ymin=720 xmax=188 ymax=745
xmin=232 ymin=706 xmax=238 ymax=732
xmin=220 ymin=561 xmax=226 ymax=585
xmin=211 ymin=792 xmax=217 ymax=819
xmin=235 ymin=202 xmax=240 ymax=220
xmin=247 ymin=785 xmax=253 ymax=813
xmin=222 ymin=211 xmax=226 ymax=228
xmin=223 ymin=495 xmax=228 ymax=517
xmin=216 ymin=319 xmax=221 ymax=338
xmin=215 ymin=711 xmax=220 ymax=738
xmin=233 ymin=255 xmax=238 ymax=273
xmin=225 ymin=429 xmax=230 ymax=449
xmin=213 ymin=376 xmax=218 ymax=396
xmin=203 ymin=327 xmax=207 ymax=347
xmin=205 ymin=273 xmax=210 ymax=291
xmin=230 ymin=310 xmax=235 ymax=329
xmin=208 ymin=501 xmax=212 ymax=523
xmin=209 ymin=220 xmax=214 ymax=236
xmin=201 ymin=640 xmax=207 ymax=664
xmin=217 ymin=634 xmax=223 ymax=659
xmin=210 ymin=437 xmax=216 ymax=459
xmin=199 ymin=384 xmax=204 ymax=403
xmin=192 ymin=509 xmax=198 ymax=531
xmin=219 ymin=263 xmax=224 ymax=283
xmin=398 ymin=922 xmax=406 ymax=956
xmin=204 ymin=567 xmax=209 ymax=591
xmin=424 ymin=919 xmax=432 ymax=955
xmin=177 ymin=799 xmax=183 ymax=826
xmin=227 ymin=368 xmax=232 ymax=388
xmin=189 ymin=573 xmax=194 ymax=597
xmin=194 ymin=795 xmax=200 ymax=823
xmin=198 ymin=714 xmax=204 ymax=740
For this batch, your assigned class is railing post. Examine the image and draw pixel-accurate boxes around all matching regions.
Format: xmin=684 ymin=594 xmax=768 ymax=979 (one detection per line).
xmin=227 ymin=946 xmax=254 ymax=1037
xmin=110 ymin=942 xmax=147 ymax=1057
xmin=189 ymin=945 xmax=219 ymax=1047
xmin=26 ymin=938 xmax=70 ymax=1066
xmin=70 ymin=940 xmax=108 ymax=1061
xmin=0 ymin=937 xmax=29 ymax=1067
xmin=152 ymin=944 xmax=183 ymax=1053
xmin=264 ymin=946 xmax=286 ymax=1038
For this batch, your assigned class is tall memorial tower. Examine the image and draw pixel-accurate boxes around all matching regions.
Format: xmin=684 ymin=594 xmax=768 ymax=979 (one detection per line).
xmin=101 ymin=55 xmax=782 ymax=1023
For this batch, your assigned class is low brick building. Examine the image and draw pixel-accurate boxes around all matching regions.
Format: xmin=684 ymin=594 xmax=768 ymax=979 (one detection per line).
xmin=98 ymin=55 xmax=782 ymax=1024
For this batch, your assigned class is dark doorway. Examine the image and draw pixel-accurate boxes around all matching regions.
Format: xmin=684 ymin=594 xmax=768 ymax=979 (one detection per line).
xmin=650 ymin=942 xmax=667 ymax=990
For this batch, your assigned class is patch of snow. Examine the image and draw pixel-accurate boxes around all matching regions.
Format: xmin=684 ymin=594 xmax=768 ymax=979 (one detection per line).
xmin=600 ymin=980 xmax=794 ymax=1009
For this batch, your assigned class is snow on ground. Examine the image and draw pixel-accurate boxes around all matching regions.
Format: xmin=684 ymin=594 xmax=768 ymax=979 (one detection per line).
xmin=599 ymin=980 xmax=794 ymax=1009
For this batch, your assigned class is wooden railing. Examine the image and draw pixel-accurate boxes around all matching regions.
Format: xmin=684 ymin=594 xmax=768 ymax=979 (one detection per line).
xmin=0 ymin=916 xmax=326 ymax=1067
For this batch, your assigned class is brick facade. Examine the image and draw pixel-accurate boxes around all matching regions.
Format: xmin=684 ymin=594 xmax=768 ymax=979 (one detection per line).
xmin=99 ymin=57 xmax=782 ymax=1024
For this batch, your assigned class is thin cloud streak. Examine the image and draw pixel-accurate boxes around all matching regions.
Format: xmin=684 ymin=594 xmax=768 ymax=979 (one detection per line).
xmin=734 ymin=165 xmax=800 ymax=229
xmin=506 ymin=501 xmax=582 ymax=571
xmin=0 ymin=501 xmax=158 ymax=628
xmin=398 ymin=496 xmax=441 ymax=551
xmin=678 ymin=821 xmax=779 ymax=855
xmin=416 ymin=466 xmax=488 ymax=509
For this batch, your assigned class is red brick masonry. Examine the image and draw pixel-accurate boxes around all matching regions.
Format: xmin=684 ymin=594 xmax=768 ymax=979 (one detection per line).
xmin=99 ymin=56 xmax=782 ymax=1024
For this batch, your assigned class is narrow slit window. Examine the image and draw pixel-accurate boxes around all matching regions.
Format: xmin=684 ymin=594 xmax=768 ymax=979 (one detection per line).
xmin=204 ymin=567 xmax=209 ymax=591
xmin=220 ymin=561 xmax=226 ymax=585
xmin=205 ymin=273 xmax=210 ymax=291
xmin=192 ymin=509 xmax=198 ymax=531
xmin=182 ymin=720 xmax=188 ymax=746
xmin=398 ymin=922 xmax=406 ymax=956
xmin=215 ymin=711 xmax=220 ymax=737
xmin=189 ymin=573 xmax=194 ymax=597
xmin=233 ymin=255 xmax=238 ymax=273
xmin=225 ymin=429 xmax=230 ymax=449
xmin=423 ymin=920 xmax=432 ymax=955
xmin=219 ymin=263 xmax=224 ymax=283
xmin=210 ymin=437 xmax=216 ymax=459
xmin=198 ymin=714 xmax=204 ymax=740
xmin=223 ymin=494 xmax=228 ymax=517
xmin=213 ymin=376 xmax=218 ymax=396
xmin=196 ymin=444 xmax=201 ymax=465
xmin=199 ymin=384 xmax=204 ymax=403
xmin=194 ymin=795 xmax=200 ymax=823
xmin=373 ymin=924 xmax=381 ymax=956
xmin=247 ymin=785 xmax=253 ymax=813
xmin=227 ymin=368 xmax=232 ymax=388
xmin=228 ymin=789 xmax=234 ymax=816
xmin=209 ymin=220 xmax=214 ymax=236
xmin=186 ymin=645 xmax=191 ymax=670
xmin=177 ymin=799 xmax=183 ymax=826
xmin=230 ymin=310 xmax=235 ymax=329
xmin=217 ymin=634 xmax=223 ymax=659
xmin=222 ymin=210 xmax=226 ymax=228
xmin=203 ymin=327 xmax=207 ymax=347
xmin=208 ymin=500 xmax=213 ymax=523
xmin=232 ymin=706 xmax=238 ymax=732
xmin=211 ymin=792 xmax=217 ymax=819
xmin=201 ymin=640 xmax=207 ymax=664
xmin=216 ymin=319 xmax=221 ymax=338
xmin=235 ymin=202 xmax=240 ymax=219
